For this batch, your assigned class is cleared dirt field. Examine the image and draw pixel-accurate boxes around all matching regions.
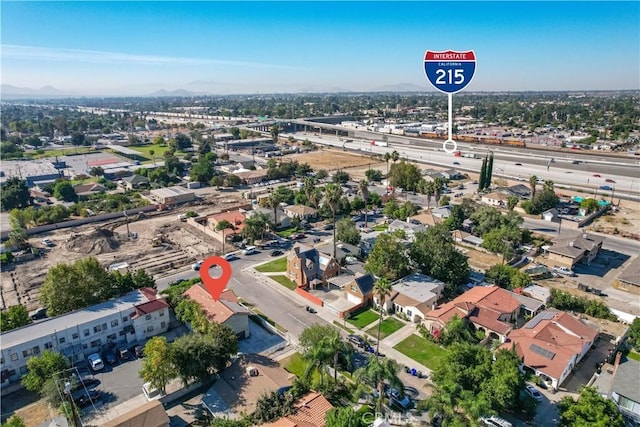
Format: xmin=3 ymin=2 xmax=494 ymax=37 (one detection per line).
xmin=286 ymin=148 xmax=384 ymax=172
xmin=0 ymin=196 xmax=247 ymax=311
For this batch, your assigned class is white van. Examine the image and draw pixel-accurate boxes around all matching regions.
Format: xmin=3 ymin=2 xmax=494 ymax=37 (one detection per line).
xmin=242 ymin=246 xmax=258 ymax=255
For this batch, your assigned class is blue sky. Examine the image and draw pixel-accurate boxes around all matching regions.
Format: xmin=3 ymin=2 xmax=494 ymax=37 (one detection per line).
xmin=2 ymin=1 xmax=638 ymax=95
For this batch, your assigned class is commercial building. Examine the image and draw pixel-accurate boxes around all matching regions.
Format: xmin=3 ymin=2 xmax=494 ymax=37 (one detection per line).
xmin=0 ymin=160 xmax=61 ymax=187
xmin=0 ymin=288 xmax=169 ymax=387
xmin=149 ymin=186 xmax=195 ymax=206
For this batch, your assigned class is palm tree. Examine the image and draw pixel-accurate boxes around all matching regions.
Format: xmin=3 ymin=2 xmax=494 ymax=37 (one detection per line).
xmin=384 ymin=152 xmax=391 ymax=178
xmin=303 ymin=343 xmax=330 ymax=389
xmin=303 ymin=177 xmax=315 ymax=205
xmin=424 ymin=180 xmax=436 ymax=209
xmin=390 ymin=150 xmax=400 ymax=164
xmin=323 ymin=331 xmax=353 ymax=382
xmin=529 ymin=175 xmax=538 ymax=200
xmin=373 ymin=278 xmax=392 ymax=358
xmin=358 ymin=179 xmax=369 ymax=226
xmin=149 ymin=149 xmax=156 ymax=166
xmin=354 ymin=356 xmax=402 ymax=413
xmin=324 ymin=183 xmax=343 ymax=258
xmin=308 ymin=188 xmax=322 ymax=209
xmin=215 ymin=219 xmax=234 ymax=255
xmin=267 ymin=193 xmax=282 ymax=232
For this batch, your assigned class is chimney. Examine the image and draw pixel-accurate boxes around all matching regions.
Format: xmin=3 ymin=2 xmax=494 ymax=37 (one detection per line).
xmin=569 ymin=241 xmax=574 ymax=247
xmin=611 ymin=351 xmax=623 ymax=378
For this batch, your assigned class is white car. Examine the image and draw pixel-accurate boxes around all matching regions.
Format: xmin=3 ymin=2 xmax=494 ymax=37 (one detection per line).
xmin=553 ymin=266 xmax=576 ymax=277
xmin=87 ymin=353 xmax=104 ymax=372
xmin=191 ymin=260 xmax=204 ymax=271
xmin=41 ymin=238 xmax=54 ymax=247
xmin=525 ymin=384 xmax=543 ymax=401
xmin=222 ymin=253 xmax=238 ymax=261
xmin=479 ymin=416 xmax=512 ymax=427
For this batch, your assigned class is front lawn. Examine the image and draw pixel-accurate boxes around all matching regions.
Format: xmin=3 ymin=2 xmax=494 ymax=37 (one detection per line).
xmin=365 ymin=317 xmax=405 ymax=339
xmin=128 ymin=144 xmax=176 ymax=160
xmin=346 ymin=309 xmax=380 ymax=329
xmin=270 ymin=275 xmax=297 ymax=290
xmin=255 ymin=257 xmax=288 ymax=273
xmin=372 ymin=224 xmax=388 ymax=231
xmin=281 ymin=352 xmax=320 ymax=383
xmin=393 ymin=334 xmax=448 ymax=370
xmin=628 ymin=351 xmax=640 ymax=362
xmin=276 ymin=226 xmax=303 ymax=238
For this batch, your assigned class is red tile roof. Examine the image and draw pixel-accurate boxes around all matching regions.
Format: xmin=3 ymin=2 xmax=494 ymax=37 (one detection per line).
xmin=208 ymin=210 xmax=246 ymax=235
xmin=499 ymin=310 xmax=598 ymax=381
xmin=133 ymin=299 xmax=169 ymax=317
xmin=183 ymin=284 xmax=248 ymax=324
xmin=261 ymin=392 xmax=333 ymax=427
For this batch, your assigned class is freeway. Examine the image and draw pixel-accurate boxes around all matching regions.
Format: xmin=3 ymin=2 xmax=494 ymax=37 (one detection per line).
xmin=286 ymin=132 xmax=640 ymax=200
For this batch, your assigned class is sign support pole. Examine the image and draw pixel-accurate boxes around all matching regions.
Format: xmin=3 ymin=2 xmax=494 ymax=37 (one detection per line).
xmin=448 ymin=93 xmax=453 ymax=142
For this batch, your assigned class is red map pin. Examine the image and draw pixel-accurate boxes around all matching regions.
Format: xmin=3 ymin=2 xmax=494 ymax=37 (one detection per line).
xmin=199 ymin=256 xmax=233 ymax=301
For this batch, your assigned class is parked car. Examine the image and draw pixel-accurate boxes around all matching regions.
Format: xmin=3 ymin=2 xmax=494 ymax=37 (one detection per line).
xmin=242 ymin=246 xmax=258 ymax=255
xmin=41 ymin=238 xmax=54 ymax=247
xmin=270 ymin=250 xmax=284 ymax=257
xmin=292 ymin=233 xmax=306 ymax=240
xmin=131 ymin=344 xmax=145 ymax=358
xmin=87 ymin=353 xmax=104 ymax=372
xmin=347 ymin=334 xmax=366 ymax=347
xmin=479 ymin=416 xmax=513 ymax=427
xmin=71 ymin=377 xmax=100 ymax=392
xmin=525 ymin=384 xmax=543 ymax=401
xmin=323 ymin=224 xmax=334 ymax=230
xmin=553 ymin=266 xmax=576 ymax=277
xmin=103 ymin=350 xmax=117 ymax=365
xmin=117 ymin=346 xmax=131 ymax=361
xmin=75 ymin=390 xmax=101 ymax=408
xmin=191 ymin=260 xmax=204 ymax=270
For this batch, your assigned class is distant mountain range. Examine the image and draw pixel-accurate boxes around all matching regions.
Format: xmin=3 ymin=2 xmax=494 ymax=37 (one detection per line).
xmin=147 ymin=88 xmax=209 ymax=97
xmin=1 ymin=84 xmax=67 ymax=98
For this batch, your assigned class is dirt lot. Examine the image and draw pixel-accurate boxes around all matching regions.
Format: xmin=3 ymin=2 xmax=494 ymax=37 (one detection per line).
xmin=0 ymin=196 xmax=247 ymax=311
xmin=286 ymin=148 xmax=385 ymax=173
xmin=586 ymin=201 xmax=640 ymax=240
xmin=458 ymin=247 xmax=504 ymax=271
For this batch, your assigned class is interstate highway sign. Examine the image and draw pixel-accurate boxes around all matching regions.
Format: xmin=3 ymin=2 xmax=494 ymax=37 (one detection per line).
xmin=424 ymin=50 xmax=476 ymax=94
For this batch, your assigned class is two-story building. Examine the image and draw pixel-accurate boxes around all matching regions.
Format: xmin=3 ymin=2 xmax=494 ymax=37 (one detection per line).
xmin=182 ymin=285 xmax=250 ymax=339
xmin=287 ymin=245 xmax=340 ymax=289
xmin=1 ymin=288 xmax=169 ymax=387
xmin=375 ymin=273 xmax=445 ymax=323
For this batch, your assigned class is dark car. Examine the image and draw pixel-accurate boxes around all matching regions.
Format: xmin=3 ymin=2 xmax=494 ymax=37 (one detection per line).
xmin=103 ymin=350 xmax=117 ymax=365
xmin=131 ymin=345 xmax=145 ymax=358
xmin=116 ymin=346 xmax=131 ymax=361
xmin=270 ymin=250 xmax=284 ymax=257
xmin=71 ymin=377 xmax=100 ymax=392
xmin=75 ymin=390 xmax=101 ymax=408
xmin=453 ymin=161 xmax=460 ymax=165
xmin=305 ymin=306 xmax=317 ymax=314
xmin=323 ymin=224 xmax=334 ymax=230
xmin=605 ymin=178 xmax=616 ymax=183
xmin=515 ymin=162 xmax=522 ymax=166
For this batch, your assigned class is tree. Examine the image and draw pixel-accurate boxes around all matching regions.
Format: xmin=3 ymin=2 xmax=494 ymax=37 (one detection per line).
xmin=21 ymin=350 xmax=70 ymax=393
xmin=7 ymin=226 xmax=28 ymax=248
xmin=148 ymin=148 xmax=156 ymax=165
xmin=482 ymin=226 xmax=522 ymax=263
xmin=0 ymin=304 xmax=32 ymax=332
xmin=410 ymin=225 xmax=470 ymax=286
xmin=1 ymin=416 xmax=26 ymax=427
xmin=558 ymin=386 xmax=625 ymax=427
xmin=374 ymin=278 xmax=392 ymax=357
xmin=580 ymin=198 xmax=599 ymax=214
xmin=40 ymin=257 xmax=113 ymax=316
xmin=444 ymin=204 xmax=466 ymax=231
xmin=316 ymin=169 xmax=328 ymax=180
xmin=479 ymin=156 xmax=488 ymax=191
xmin=325 ymin=407 xmax=364 ymax=427
xmin=485 ymin=264 xmax=530 ymax=290
xmin=486 ymin=153 xmax=494 ymax=189
xmin=365 ymin=232 xmax=410 ymax=282
xmin=354 ymin=356 xmax=402 ymax=413
xmin=507 ymin=195 xmax=519 ymax=211
xmin=1 ymin=177 xmax=30 ymax=211
xmin=190 ymin=155 xmax=216 ymax=183
xmin=139 ymin=337 xmax=176 ymax=394
xmin=71 ymin=132 xmax=85 ymax=147
xmin=384 ymin=152 xmax=391 ymax=177
xmin=270 ymin=124 xmax=281 ymax=142
xmin=89 ymin=166 xmax=104 ymax=177
xmin=365 ymin=168 xmax=383 ymax=182
xmin=171 ymin=133 xmax=192 ymax=150
xmin=336 ymin=218 xmax=360 ymax=246
xmin=483 ymin=348 xmax=526 ymax=413
xmin=388 ymin=161 xmax=422 ymax=192
xmin=627 ymin=317 xmax=640 ymax=351
xmin=210 ymin=175 xmax=225 ymax=189
xmin=171 ymin=326 xmax=238 ymax=385
xmin=332 ymin=170 xmax=350 ymax=184
xmin=323 ymin=183 xmax=343 ymax=258
xmin=243 ymin=212 xmax=269 ymax=242
xmin=358 ymin=179 xmax=370 ymax=225
xmin=224 ymin=174 xmax=242 ymax=187
xmin=438 ymin=195 xmax=450 ymax=206
xmin=216 ymin=219 xmax=235 ymax=255
xmin=303 ymin=340 xmax=331 ymax=388
xmin=529 ymin=175 xmax=538 ymax=201
xmin=253 ymin=390 xmax=296 ymax=424
xmin=53 ymin=181 xmax=78 ymax=202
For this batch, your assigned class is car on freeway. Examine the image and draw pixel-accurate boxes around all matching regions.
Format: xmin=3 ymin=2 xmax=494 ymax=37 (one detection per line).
xmin=479 ymin=416 xmax=512 ymax=427
xmin=103 ymin=349 xmax=117 ymax=365
xmin=87 ymin=353 xmax=104 ymax=372
xmin=131 ymin=344 xmax=145 ymax=358
xmin=270 ymin=250 xmax=284 ymax=257
xmin=600 ymin=185 xmax=613 ymax=191
xmin=525 ymin=384 xmax=543 ymax=401
xmin=191 ymin=260 xmax=204 ymax=270
xmin=605 ymin=179 xmax=616 ymax=183
xmin=514 ymin=162 xmax=522 ymax=166
xmin=453 ymin=161 xmax=460 ymax=165
xmin=593 ymin=173 xmax=601 ymax=177
xmin=41 ymin=238 xmax=54 ymax=247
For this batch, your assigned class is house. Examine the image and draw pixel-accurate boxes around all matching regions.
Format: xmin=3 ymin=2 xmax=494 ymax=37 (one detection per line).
xmin=183 ymin=285 xmax=250 ymax=339
xmin=287 ymin=245 xmax=340 ymax=288
xmin=388 ymin=219 xmax=424 ymax=240
xmin=261 ymin=392 xmax=334 ymax=427
xmin=102 ymin=400 xmax=169 ymax=427
xmin=376 ymin=273 xmax=445 ymax=322
xmin=316 ymin=241 xmax=361 ymax=263
xmin=430 ymin=205 xmax=452 ymax=219
xmin=359 ymin=230 xmax=384 ymax=255
xmin=149 ymin=186 xmax=195 ymax=206
xmin=542 ymin=208 xmax=560 ymax=222
xmin=591 ymin=354 xmax=640 ymax=424
xmin=613 ymin=256 xmax=640 ymax=295
xmin=73 ymin=182 xmax=106 ymax=199
xmin=407 ymin=212 xmax=442 ymax=227
xmin=480 ymin=191 xmax=510 ymax=207
xmin=546 ymin=233 xmax=605 ymax=269
xmin=283 ymin=204 xmax=318 ymax=221
xmin=499 ymin=309 xmax=598 ymax=391
xmin=520 ymin=284 xmax=552 ymax=304
xmin=505 ymin=184 xmax=532 ymax=199
xmin=247 ymin=207 xmax=291 ymax=229
xmin=440 ymin=169 xmax=464 ymax=180
xmin=0 ymin=288 xmax=169 ymax=386
xmin=344 ymin=274 xmax=375 ymax=306
xmin=424 ymin=286 xmax=527 ymax=343
xmin=234 ymin=169 xmax=269 ymax=185
xmin=206 ymin=210 xmax=246 ymax=244
xmin=122 ymin=174 xmax=150 ymax=190
xmin=451 ymin=230 xmax=483 ymax=247
xmin=202 ymin=354 xmax=294 ymax=419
